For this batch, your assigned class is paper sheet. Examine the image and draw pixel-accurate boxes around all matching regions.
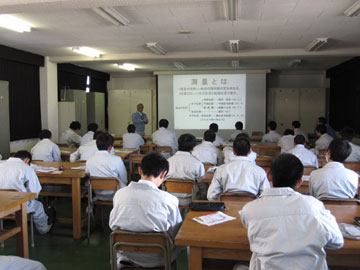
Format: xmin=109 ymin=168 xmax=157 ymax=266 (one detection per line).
xmin=31 ymin=164 xmax=57 ymax=173
xmin=192 ymin=211 xmax=236 ymax=226
xmin=71 ymin=166 xmax=86 ymax=170
xmin=207 ymin=166 xmax=217 ymax=173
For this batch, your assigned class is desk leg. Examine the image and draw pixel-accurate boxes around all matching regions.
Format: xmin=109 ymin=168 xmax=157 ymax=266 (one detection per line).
xmin=72 ymin=178 xmax=81 ymax=239
xmin=16 ymin=202 xmax=29 ymax=258
xmin=189 ymin=247 xmax=202 ymax=270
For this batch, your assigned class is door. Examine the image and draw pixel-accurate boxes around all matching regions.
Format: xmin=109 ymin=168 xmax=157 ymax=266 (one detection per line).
xmin=0 ymin=81 xmax=10 ymax=159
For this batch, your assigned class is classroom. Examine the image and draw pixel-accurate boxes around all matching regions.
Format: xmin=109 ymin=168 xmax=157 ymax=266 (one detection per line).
xmin=0 ymin=0 xmax=360 ymax=269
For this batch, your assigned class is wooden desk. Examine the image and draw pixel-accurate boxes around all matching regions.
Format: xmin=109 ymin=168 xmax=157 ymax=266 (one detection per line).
xmin=0 ymin=191 xmax=36 ymax=258
xmin=114 ymin=148 xmax=138 ymax=160
xmin=140 ymin=142 xmax=156 ymax=154
xmin=202 ymin=171 xmax=214 ymax=184
xmin=59 ymin=146 xmax=77 ymax=162
xmin=175 ymin=201 xmax=360 ymax=270
xmin=32 ymin=161 xmax=87 ymax=239
xmin=251 ymin=142 xmax=281 ymax=157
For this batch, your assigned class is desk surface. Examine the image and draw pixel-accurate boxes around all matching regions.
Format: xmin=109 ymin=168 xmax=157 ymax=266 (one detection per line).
xmin=32 ymin=161 xmax=87 ymax=178
xmin=0 ymin=191 xmax=36 ymax=215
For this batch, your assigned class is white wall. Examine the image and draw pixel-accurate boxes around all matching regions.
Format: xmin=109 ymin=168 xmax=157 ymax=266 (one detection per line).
xmin=10 ymin=138 xmax=39 ymax=153
xmin=268 ymin=70 xmax=329 ymax=88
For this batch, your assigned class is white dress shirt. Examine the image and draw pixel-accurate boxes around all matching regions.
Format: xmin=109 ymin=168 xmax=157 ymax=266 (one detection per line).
xmin=277 ymin=135 xmax=295 ymax=153
xmin=315 ymin=133 xmax=333 ymax=151
xmin=288 ymin=144 xmax=319 ymax=168
xmin=213 ymin=133 xmax=224 ymax=147
xmin=309 ymin=162 xmax=358 ymax=199
xmin=151 ymin=127 xmax=178 ymax=154
xmin=294 ymin=128 xmax=308 ymax=141
xmin=122 ymin=133 xmax=145 ymax=150
xmin=31 ymin=138 xmax=61 ymax=162
xmin=86 ymin=150 xmax=127 ymax=201
xmin=345 ymin=142 xmax=360 ymax=162
xmin=80 ymin=131 xmax=94 ymax=146
xmin=239 ymin=188 xmax=343 ymax=270
xmin=109 ymin=180 xmax=182 ymax=268
xmin=0 ymin=256 xmax=46 ymax=270
xmin=192 ymin=141 xmax=223 ymax=165
xmin=60 ymin=129 xmax=82 ymax=148
xmin=207 ymin=156 xmax=269 ymax=201
xmin=70 ymin=140 xmax=98 ymax=162
xmin=261 ymin=130 xmax=281 ymax=143
xmin=223 ymin=147 xmax=257 ymax=164
xmin=230 ymin=130 xmax=242 ymax=141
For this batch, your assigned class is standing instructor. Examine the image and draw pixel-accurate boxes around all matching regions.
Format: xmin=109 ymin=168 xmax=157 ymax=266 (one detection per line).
xmin=132 ymin=103 xmax=148 ymax=136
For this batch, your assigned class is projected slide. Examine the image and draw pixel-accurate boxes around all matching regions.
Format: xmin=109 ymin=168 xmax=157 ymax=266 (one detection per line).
xmin=173 ymin=74 xmax=246 ymax=129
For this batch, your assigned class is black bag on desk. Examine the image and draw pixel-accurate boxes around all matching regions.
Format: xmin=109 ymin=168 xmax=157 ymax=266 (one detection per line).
xmin=189 ymin=202 xmax=226 ymax=211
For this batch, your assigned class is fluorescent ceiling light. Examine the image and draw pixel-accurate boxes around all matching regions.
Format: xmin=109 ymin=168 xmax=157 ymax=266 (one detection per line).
xmin=231 ymin=60 xmax=240 ymax=69
xmin=288 ymin=59 xmax=302 ymax=68
xmin=223 ymin=0 xmax=238 ymax=21
xmin=305 ymin=38 xmax=328 ymax=52
xmin=0 ymin=15 xmax=31 ymax=33
xmin=72 ymin=47 xmax=101 ymax=58
xmin=146 ymin=43 xmax=167 ymax=55
xmin=229 ymin=40 xmax=241 ymax=53
xmin=344 ymin=0 xmax=360 ymax=17
xmin=173 ymin=62 xmax=185 ymax=70
xmin=93 ymin=7 xmax=129 ymax=26
xmin=117 ymin=63 xmax=136 ymax=71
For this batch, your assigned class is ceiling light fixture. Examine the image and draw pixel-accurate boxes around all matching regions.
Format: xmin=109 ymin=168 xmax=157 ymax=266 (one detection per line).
xmin=288 ymin=59 xmax=302 ymax=68
xmin=223 ymin=0 xmax=238 ymax=21
xmin=72 ymin=47 xmax=101 ymax=58
xmin=0 ymin=15 xmax=31 ymax=33
xmin=305 ymin=38 xmax=328 ymax=52
xmin=344 ymin=0 xmax=360 ymax=17
xmin=231 ymin=60 xmax=240 ymax=69
xmin=93 ymin=7 xmax=129 ymax=26
xmin=117 ymin=63 xmax=136 ymax=71
xmin=146 ymin=42 xmax=167 ymax=55
xmin=173 ymin=62 xmax=185 ymax=70
xmin=229 ymin=40 xmax=241 ymax=53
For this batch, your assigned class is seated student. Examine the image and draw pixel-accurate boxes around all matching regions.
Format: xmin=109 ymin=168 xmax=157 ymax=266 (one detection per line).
xmin=166 ymin=134 xmax=205 ymax=205
xmin=207 ymin=137 xmax=269 ymax=201
xmin=223 ymin=133 xmax=257 ymax=164
xmin=70 ymin=131 xmax=104 ymax=162
xmin=0 ymin=151 xmax=54 ymax=234
xmin=341 ymin=126 xmax=360 ymax=162
xmin=192 ymin=130 xmax=223 ymax=165
xmin=310 ymin=139 xmax=358 ymax=199
xmin=31 ymin=129 xmax=61 ymax=162
xmin=230 ymin=121 xmax=243 ymax=141
xmin=122 ymin=124 xmax=145 ymax=150
xmin=277 ymin=129 xmax=295 ymax=153
xmin=60 ymin=121 xmax=82 ymax=148
xmin=109 ymin=152 xmax=182 ymax=268
xmin=292 ymin=120 xmax=308 ymax=141
xmin=86 ymin=133 xmax=127 ymax=201
xmin=314 ymin=124 xmax=333 ymax=151
xmin=0 ymin=256 xmax=47 ymax=270
xmin=237 ymin=154 xmax=343 ymax=270
xmin=80 ymin=123 xmax=98 ymax=146
xmin=209 ymin=123 xmax=224 ymax=147
xmin=261 ymin=121 xmax=281 ymax=143
xmin=151 ymin=119 xmax=178 ymax=154
xmin=317 ymin=116 xmax=336 ymax=138
xmin=288 ymin=135 xmax=318 ymax=168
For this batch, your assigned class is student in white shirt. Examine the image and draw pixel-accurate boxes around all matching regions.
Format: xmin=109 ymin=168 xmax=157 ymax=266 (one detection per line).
xmin=122 ymin=124 xmax=145 ymax=150
xmin=80 ymin=123 xmax=98 ymax=146
xmin=261 ymin=121 xmax=281 ymax=143
xmin=0 ymin=151 xmax=54 ymax=234
xmin=192 ymin=130 xmax=223 ymax=165
xmin=277 ymin=129 xmax=295 ymax=153
xmin=223 ymin=133 xmax=257 ymax=164
xmin=70 ymin=131 xmax=103 ymax=162
xmin=341 ymin=126 xmax=360 ymax=162
xmin=60 ymin=121 xmax=82 ymax=148
xmin=310 ymin=139 xmax=358 ymax=199
xmin=209 ymin=123 xmax=224 ymax=147
xmin=31 ymin=129 xmax=61 ymax=162
xmin=109 ymin=152 xmax=182 ymax=268
xmin=314 ymin=124 xmax=333 ymax=151
xmin=0 ymin=256 xmax=47 ymax=270
xmin=86 ymin=133 xmax=127 ymax=201
xmin=236 ymin=154 xmax=343 ymax=270
xmin=207 ymin=137 xmax=269 ymax=201
xmin=230 ymin=121 xmax=243 ymax=141
xmin=151 ymin=119 xmax=178 ymax=154
xmin=288 ymin=135 xmax=318 ymax=168
xmin=292 ymin=120 xmax=308 ymax=141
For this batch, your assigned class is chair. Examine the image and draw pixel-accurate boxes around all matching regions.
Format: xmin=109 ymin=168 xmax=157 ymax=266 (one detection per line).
xmin=203 ymin=163 xmax=214 ymax=173
xmin=252 ymin=131 xmax=264 ymax=137
xmin=129 ymin=154 xmax=144 ymax=181
xmin=110 ymin=229 xmax=173 ymax=270
xmin=87 ymin=177 xmax=119 ymax=241
xmin=163 ymin=179 xmax=195 ymax=208
xmin=220 ymin=192 xmax=257 ymax=202
xmin=155 ymin=146 xmax=172 ymax=158
xmin=343 ymin=162 xmax=360 ymax=172
xmin=303 ymin=166 xmax=317 ymax=175
xmin=319 ymin=197 xmax=360 ymax=205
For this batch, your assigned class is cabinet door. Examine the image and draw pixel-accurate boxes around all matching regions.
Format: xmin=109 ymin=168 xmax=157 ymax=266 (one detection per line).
xmin=299 ymin=88 xmax=325 ymax=133
xmin=108 ymin=90 xmax=131 ymax=135
xmin=0 ymin=81 xmax=10 ymax=159
xmin=73 ymin=90 xmax=88 ymax=136
xmin=130 ymin=90 xmax=153 ymax=135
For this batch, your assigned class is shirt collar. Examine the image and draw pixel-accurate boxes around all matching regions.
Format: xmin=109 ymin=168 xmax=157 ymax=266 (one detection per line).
xmin=138 ymin=179 xmax=158 ymax=189
xmin=233 ymin=156 xmax=251 ymax=162
xmin=324 ymin=161 xmax=344 ymax=169
xmin=138 ymin=111 xmax=143 ymax=115
xmin=269 ymin=130 xmax=277 ymax=134
xmin=202 ymin=141 xmax=214 ymax=146
xmin=175 ymin=151 xmax=191 ymax=156
xmin=259 ymin=187 xmax=295 ymax=197
xmin=295 ymin=144 xmax=305 ymax=149
xmin=159 ymin=127 xmax=166 ymax=130
xmin=7 ymin=157 xmax=24 ymax=164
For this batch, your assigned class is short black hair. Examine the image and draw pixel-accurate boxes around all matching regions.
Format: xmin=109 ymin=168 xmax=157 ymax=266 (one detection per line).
xmin=127 ymin=124 xmax=136 ymax=133
xmin=69 ymin=121 xmax=81 ymax=130
xmin=328 ymin=139 xmax=351 ymax=163
xmin=292 ymin=121 xmax=301 ymax=128
xmin=341 ymin=126 xmax=355 ymax=141
xmin=15 ymin=150 xmax=32 ymax=163
xmin=159 ymin=119 xmax=169 ymax=128
xmin=235 ymin=121 xmax=243 ymax=130
xmin=270 ymin=154 xmax=303 ymax=189
xmin=233 ymin=137 xmax=251 ymax=156
xmin=294 ymin=135 xmax=306 ymax=145
xmin=283 ymin=129 xmax=294 ymax=136
xmin=268 ymin=121 xmax=277 ymax=130
xmin=87 ymin=123 xmax=98 ymax=132
xmin=235 ymin=132 xmax=250 ymax=140
xmin=204 ymin=130 xmax=216 ymax=142
xmin=94 ymin=131 xmax=103 ymax=140
xmin=96 ymin=133 xmax=114 ymax=150
xmin=209 ymin=123 xmax=218 ymax=132
xmin=141 ymin=152 xmax=169 ymax=179
xmin=178 ymin=134 xmax=196 ymax=152
xmin=316 ymin=124 xmax=327 ymax=135
xmin=39 ymin=129 xmax=52 ymax=140
xmin=318 ymin=117 xmax=327 ymax=124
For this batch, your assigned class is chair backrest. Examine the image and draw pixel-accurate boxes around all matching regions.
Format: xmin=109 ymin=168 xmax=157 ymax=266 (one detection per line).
xmin=320 ymin=197 xmax=360 ymax=205
xmin=129 ymin=154 xmax=144 ymax=179
xmin=220 ymin=192 xmax=257 ymax=202
xmin=252 ymin=131 xmax=264 ymax=137
xmin=164 ymin=179 xmax=195 ymax=195
xmin=155 ymin=146 xmax=172 ymax=154
xmin=255 ymin=156 xmax=273 ymax=167
xmin=89 ymin=177 xmax=119 ymax=191
xmin=203 ymin=163 xmax=213 ymax=172
xmin=303 ymin=166 xmax=317 ymax=175
xmin=343 ymin=162 xmax=360 ymax=172
xmin=110 ymin=229 xmax=172 ymax=270
xmin=0 ymin=189 xmax=17 ymax=192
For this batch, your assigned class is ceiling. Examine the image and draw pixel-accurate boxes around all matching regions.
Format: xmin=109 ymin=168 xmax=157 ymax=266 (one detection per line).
xmin=0 ymin=0 xmax=359 ymax=74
